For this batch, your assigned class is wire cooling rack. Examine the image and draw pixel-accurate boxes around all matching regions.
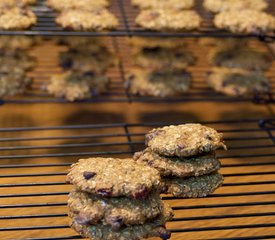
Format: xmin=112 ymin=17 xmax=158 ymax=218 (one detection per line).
xmin=0 ymin=119 xmax=275 ymax=239
xmin=0 ymin=0 xmax=274 ymax=39
xmin=2 ymin=38 xmax=275 ymax=105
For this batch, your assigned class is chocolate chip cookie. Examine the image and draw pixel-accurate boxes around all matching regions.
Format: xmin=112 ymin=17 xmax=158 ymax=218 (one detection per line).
xmin=214 ymin=10 xmax=275 ymax=34
xmin=126 ymin=68 xmax=192 ymax=97
xmin=46 ymin=0 xmax=109 ymax=11
xmin=163 ymin=172 xmax=223 ymax=197
xmin=204 ymin=0 xmax=268 ymax=13
xmin=67 ymin=158 xmax=162 ymax=199
xmin=132 ymin=0 xmax=194 ymax=10
xmin=136 ymin=9 xmax=201 ymax=31
xmin=0 ymin=7 xmax=36 ymax=30
xmin=134 ymin=148 xmax=221 ymax=177
xmin=207 ymin=67 xmax=270 ymax=96
xmin=47 ymin=71 xmax=109 ymax=102
xmin=56 ymin=8 xmax=119 ymax=31
xmin=145 ymin=124 xmax=226 ymax=157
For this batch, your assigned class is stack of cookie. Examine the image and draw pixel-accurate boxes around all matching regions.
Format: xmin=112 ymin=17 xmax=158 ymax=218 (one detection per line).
xmin=204 ymin=0 xmax=275 ymax=34
xmin=47 ymin=0 xmax=119 ymax=31
xmin=47 ymin=37 xmax=115 ymax=101
xmin=0 ymin=0 xmax=36 ymax=30
xmin=206 ymin=39 xmax=272 ymax=96
xmin=133 ymin=0 xmax=201 ymax=31
xmin=67 ymin=157 xmax=173 ymax=240
xmin=0 ymin=36 xmax=37 ymax=98
xmin=134 ymin=124 xmax=226 ymax=198
xmin=126 ymin=37 xmax=194 ymax=97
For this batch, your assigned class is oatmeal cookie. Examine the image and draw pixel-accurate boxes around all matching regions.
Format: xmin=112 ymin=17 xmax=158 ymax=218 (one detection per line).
xmin=163 ymin=172 xmax=223 ymax=197
xmin=129 ymin=37 xmax=187 ymax=50
xmin=126 ymin=68 xmax=192 ymax=97
xmin=145 ymin=123 xmax=226 ymax=157
xmin=134 ymin=148 xmax=221 ymax=177
xmin=0 ymin=70 xmax=32 ymax=98
xmin=46 ymin=0 xmax=109 ymax=11
xmin=207 ymin=67 xmax=270 ymax=96
xmin=136 ymin=9 xmax=201 ymax=31
xmin=0 ymin=7 xmax=36 ymax=30
xmin=133 ymin=47 xmax=196 ymax=70
xmin=67 ymin=158 xmax=162 ymax=199
xmin=68 ymin=189 xmax=166 ymax=230
xmin=70 ymin=212 xmax=171 ymax=240
xmin=209 ymin=46 xmax=272 ymax=71
xmin=214 ymin=10 xmax=275 ymax=34
xmin=56 ymin=8 xmax=119 ymax=31
xmin=132 ymin=0 xmax=194 ymax=10
xmin=204 ymin=0 xmax=268 ymax=13
xmin=59 ymin=47 xmax=115 ymax=73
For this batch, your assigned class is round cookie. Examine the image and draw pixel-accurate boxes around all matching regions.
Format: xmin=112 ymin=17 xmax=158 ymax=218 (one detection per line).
xmin=134 ymin=148 xmax=221 ymax=177
xmin=68 ymin=189 xmax=167 ymax=230
xmin=132 ymin=0 xmax=194 ymax=10
xmin=47 ymin=71 xmax=109 ymax=102
xmin=46 ymin=0 xmax=109 ymax=11
xmin=66 ymin=158 xmax=162 ymax=199
xmin=133 ymin=47 xmax=196 ymax=70
xmin=214 ymin=10 xmax=275 ymax=34
xmin=56 ymin=8 xmax=119 ymax=31
xmin=204 ymin=0 xmax=268 ymax=13
xmin=207 ymin=67 xmax=270 ymax=97
xmin=126 ymin=68 xmax=192 ymax=97
xmin=136 ymin=9 xmax=201 ymax=31
xmin=209 ymin=46 xmax=272 ymax=71
xmin=0 ymin=7 xmax=36 ymax=30
xmin=145 ymin=123 xmax=226 ymax=157
xmin=163 ymin=172 xmax=223 ymax=197
xmin=70 ymin=212 xmax=172 ymax=240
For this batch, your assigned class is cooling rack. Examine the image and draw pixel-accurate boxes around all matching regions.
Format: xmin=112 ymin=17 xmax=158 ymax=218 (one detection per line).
xmin=0 ymin=0 xmax=274 ymax=40
xmin=0 ymin=119 xmax=275 ymax=239
xmin=2 ymin=38 xmax=275 ymax=105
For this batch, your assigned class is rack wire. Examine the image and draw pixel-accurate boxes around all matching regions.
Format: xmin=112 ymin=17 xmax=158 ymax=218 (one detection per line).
xmin=0 ymin=119 xmax=275 ymax=239
xmin=0 ymin=0 xmax=274 ymax=40
xmin=2 ymin=38 xmax=275 ymax=105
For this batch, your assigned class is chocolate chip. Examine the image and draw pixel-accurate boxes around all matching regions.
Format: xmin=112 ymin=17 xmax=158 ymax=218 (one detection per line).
xmin=97 ymin=188 xmax=113 ymax=197
xmin=132 ymin=184 xmax=149 ymax=200
xmin=159 ymin=230 xmax=171 ymax=240
xmin=83 ymin=171 xmax=96 ymax=180
xmin=108 ymin=216 xmax=124 ymax=231
xmin=60 ymin=59 xmax=73 ymax=69
xmin=205 ymin=135 xmax=213 ymax=141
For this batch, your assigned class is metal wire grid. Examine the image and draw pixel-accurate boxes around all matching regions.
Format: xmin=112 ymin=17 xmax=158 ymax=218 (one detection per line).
xmin=0 ymin=119 xmax=275 ymax=239
xmin=0 ymin=0 xmax=274 ymax=39
xmin=2 ymin=38 xmax=275 ymax=105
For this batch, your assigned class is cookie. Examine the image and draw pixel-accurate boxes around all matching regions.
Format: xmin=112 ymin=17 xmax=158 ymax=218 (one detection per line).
xmin=214 ymin=10 xmax=275 ymax=34
xmin=0 ymin=7 xmax=36 ymax=30
xmin=59 ymin=47 xmax=115 ymax=73
xmin=0 ymin=0 xmax=36 ymax=7
xmin=47 ymin=71 xmax=109 ymax=102
xmin=204 ymin=0 xmax=268 ymax=13
xmin=129 ymin=37 xmax=187 ymax=50
xmin=207 ymin=67 xmax=270 ymax=96
xmin=145 ymin=124 xmax=226 ymax=157
xmin=46 ymin=0 xmax=109 ymax=11
xmin=132 ymin=0 xmax=194 ymax=10
xmin=68 ymin=189 xmax=165 ymax=230
xmin=163 ymin=172 xmax=223 ymax=197
xmin=0 ymin=70 xmax=32 ymax=98
xmin=56 ymin=8 xmax=119 ymax=31
xmin=67 ymin=158 xmax=162 ymax=199
xmin=136 ymin=9 xmax=201 ymax=31
xmin=133 ymin=47 xmax=196 ymax=70
xmin=126 ymin=68 xmax=192 ymax=97
xmin=134 ymin=148 xmax=221 ymax=178
xmin=209 ymin=46 xmax=272 ymax=71
xmin=0 ymin=36 xmax=38 ymax=50
xmin=70 ymin=212 xmax=171 ymax=240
